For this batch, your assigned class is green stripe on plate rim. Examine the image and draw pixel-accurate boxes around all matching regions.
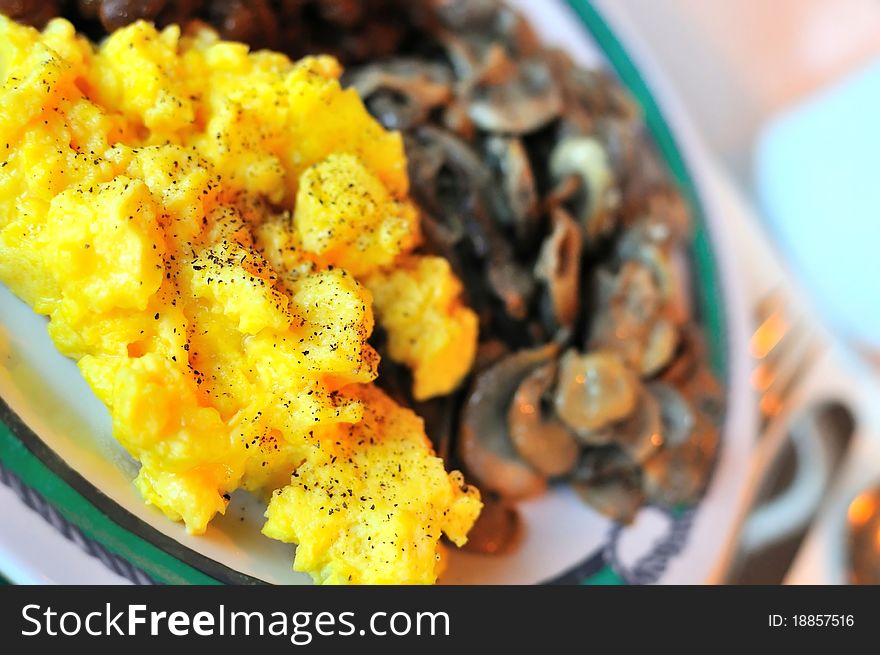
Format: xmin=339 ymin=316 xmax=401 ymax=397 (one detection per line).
xmin=0 ymin=422 xmax=219 ymax=584
xmin=0 ymin=0 xmax=727 ymax=585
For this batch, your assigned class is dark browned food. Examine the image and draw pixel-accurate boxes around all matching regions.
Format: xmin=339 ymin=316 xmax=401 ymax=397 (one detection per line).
xmin=0 ymin=0 xmax=61 ymax=27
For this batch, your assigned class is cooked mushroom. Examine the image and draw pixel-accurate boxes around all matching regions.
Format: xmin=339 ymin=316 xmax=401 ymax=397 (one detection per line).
xmin=606 ymin=385 xmax=663 ymax=463
xmin=621 ymin=186 xmax=692 ymax=245
xmin=434 ymin=0 xmax=538 ymax=53
xmin=485 ymin=136 xmax=539 ymax=245
xmin=460 ymin=494 xmax=522 ymax=555
xmin=660 ymin=325 xmax=705 ymax=385
xmin=432 ymin=0 xmax=539 ymax=82
xmin=589 ymin=262 xmax=661 ymax=370
xmin=403 ymin=126 xmax=488 ymax=247
xmin=459 ymin=346 xmax=556 ymax=499
xmin=596 ymin=116 xmax=641 ymax=181
xmin=641 ymin=382 xmax=719 ymax=506
xmin=542 ymin=173 xmax=582 ymax=215
xmin=572 ymin=446 xmax=644 ymax=524
xmin=432 ymin=0 xmax=501 ymax=33
xmin=508 ymin=359 xmax=579 ymax=477
xmin=467 ymin=57 xmax=563 ymax=134
xmin=554 ymin=349 xmax=639 ymax=440
xmin=640 ymin=317 xmax=678 ymax=377
xmin=681 ymin=365 xmax=725 ymax=426
xmin=616 ymin=145 xmax=669 ymax=219
xmin=645 ymin=188 xmax=692 ymax=244
xmin=563 ymin=66 xmax=640 ymax=123
xmin=405 ymin=127 xmax=535 ymax=320
xmin=616 ymin=227 xmax=675 ymax=301
xmin=442 ymin=98 xmax=477 ymax=140
xmin=474 ymin=338 xmax=510 ymax=373
xmin=346 ymin=59 xmax=453 ymax=131
xmin=549 ymin=135 xmax=619 ymax=240
xmin=485 ymin=239 xmax=537 ymax=321
xmin=543 ymin=48 xmax=594 ymax=136
xmin=535 ymin=207 xmax=582 ymax=331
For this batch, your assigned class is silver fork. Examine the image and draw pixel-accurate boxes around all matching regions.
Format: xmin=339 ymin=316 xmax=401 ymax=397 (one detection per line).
xmin=719 ymin=289 xmax=839 ymax=581
xmin=750 ymin=289 xmax=823 ymax=435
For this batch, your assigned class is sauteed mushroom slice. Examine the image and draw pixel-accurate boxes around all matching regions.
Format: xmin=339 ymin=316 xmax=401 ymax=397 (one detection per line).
xmin=621 ymin=186 xmax=692 ymax=246
xmin=607 ymin=385 xmax=664 ymax=463
xmin=461 ymin=494 xmax=522 ymax=555
xmin=406 ymin=126 xmax=492 ymax=198
xmin=543 ymin=173 xmax=583 ymax=215
xmin=431 ymin=0 xmax=500 ymax=33
xmin=542 ymin=48 xmax=594 ymax=135
xmin=474 ymin=338 xmax=510 ymax=373
xmin=442 ymin=99 xmax=477 ymax=140
xmin=535 ymin=207 xmax=582 ymax=332
xmin=432 ymin=0 xmax=539 ymax=80
xmin=346 ymin=59 xmax=453 ymax=131
xmin=566 ymin=66 xmax=640 ymax=123
xmin=508 ymin=359 xmax=579 ymax=477
xmin=405 ymin=127 xmax=534 ymax=314
xmin=549 ymin=135 xmax=619 ymax=241
xmin=642 ymin=382 xmax=719 ymax=506
xmin=589 ymin=254 xmax=681 ymax=377
xmin=485 ymin=238 xmax=536 ymax=321
xmin=616 ymin=226 xmax=676 ymax=301
xmin=459 ymin=346 xmax=556 ymax=499
xmin=485 ymin=136 xmax=539 ymax=245
xmin=660 ymin=325 xmax=704 ymax=385
xmin=406 ymin=129 xmax=537 ymax=319
xmin=646 ymin=188 xmax=692 ymax=243
xmin=572 ymin=446 xmax=644 ymax=525
xmin=467 ymin=57 xmax=563 ymax=134
xmin=681 ymin=365 xmax=725 ymax=426
xmin=596 ymin=116 xmax=641 ymax=181
xmin=403 ymin=126 xmax=487 ymax=245
xmin=492 ymin=2 xmax=541 ymax=57
xmin=554 ymin=349 xmax=639 ymax=440
xmin=617 ymin=143 xmax=670 ymax=220
xmin=589 ymin=262 xmax=661 ymax=369
xmin=640 ymin=317 xmax=678 ymax=377
xmin=434 ymin=0 xmax=539 ymax=53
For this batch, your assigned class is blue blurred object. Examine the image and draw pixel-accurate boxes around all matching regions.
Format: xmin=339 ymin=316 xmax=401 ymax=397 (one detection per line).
xmin=756 ymin=58 xmax=880 ymax=349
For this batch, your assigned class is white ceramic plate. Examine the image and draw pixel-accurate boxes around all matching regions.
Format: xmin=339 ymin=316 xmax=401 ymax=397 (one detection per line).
xmin=0 ymin=0 xmax=754 ymax=585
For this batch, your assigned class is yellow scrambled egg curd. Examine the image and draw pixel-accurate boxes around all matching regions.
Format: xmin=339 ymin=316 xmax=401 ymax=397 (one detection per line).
xmin=264 ymin=384 xmax=480 ymax=585
xmin=0 ymin=16 xmax=480 ymax=584
xmin=367 ymin=256 xmax=479 ymax=401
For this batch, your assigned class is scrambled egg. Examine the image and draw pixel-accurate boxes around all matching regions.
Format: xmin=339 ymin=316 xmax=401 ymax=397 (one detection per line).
xmin=367 ymin=256 xmax=478 ymax=401
xmin=0 ymin=16 xmax=480 ymax=584
xmin=264 ymin=385 xmax=480 ymax=584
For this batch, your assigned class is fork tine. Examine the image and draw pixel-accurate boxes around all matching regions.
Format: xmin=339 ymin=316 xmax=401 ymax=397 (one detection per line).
xmin=753 ymin=321 xmax=820 ymax=430
xmin=751 ymin=290 xmax=823 ymax=432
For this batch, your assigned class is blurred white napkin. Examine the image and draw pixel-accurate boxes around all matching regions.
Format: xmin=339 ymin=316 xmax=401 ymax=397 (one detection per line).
xmin=756 ymin=58 xmax=880 ymax=350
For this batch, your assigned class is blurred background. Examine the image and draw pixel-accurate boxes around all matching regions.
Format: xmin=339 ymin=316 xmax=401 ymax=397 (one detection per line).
xmin=602 ymin=0 xmax=880 ymax=584
xmin=608 ymin=0 xmax=880 ymax=352
xmin=614 ymin=0 xmax=880 ymax=179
